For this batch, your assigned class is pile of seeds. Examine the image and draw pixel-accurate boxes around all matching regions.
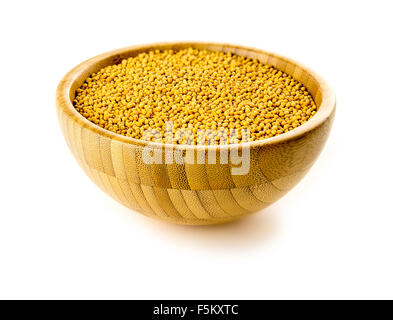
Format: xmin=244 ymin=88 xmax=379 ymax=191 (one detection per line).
xmin=73 ymin=48 xmax=317 ymax=144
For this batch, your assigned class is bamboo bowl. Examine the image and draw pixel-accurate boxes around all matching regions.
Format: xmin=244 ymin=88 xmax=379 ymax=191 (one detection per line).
xmin=56 ymin=42 xmax=335 ymax=225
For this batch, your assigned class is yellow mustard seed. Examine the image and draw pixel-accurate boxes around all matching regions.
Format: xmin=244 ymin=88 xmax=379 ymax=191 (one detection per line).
xmin=73 ymin=48 xmax=317 ymax=144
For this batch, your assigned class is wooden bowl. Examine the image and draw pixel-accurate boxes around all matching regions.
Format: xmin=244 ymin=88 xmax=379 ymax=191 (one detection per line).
xmin=56 ymin=42 xmax=335 ymax=225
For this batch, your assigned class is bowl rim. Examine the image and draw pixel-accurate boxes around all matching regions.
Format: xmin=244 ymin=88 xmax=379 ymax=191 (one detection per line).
xmin=56 ymin=41 xmax=336 ymax=150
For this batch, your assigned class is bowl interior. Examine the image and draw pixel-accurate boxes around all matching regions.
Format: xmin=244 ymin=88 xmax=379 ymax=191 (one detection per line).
xmin=62 ymin=42 xmax=335 ymax=148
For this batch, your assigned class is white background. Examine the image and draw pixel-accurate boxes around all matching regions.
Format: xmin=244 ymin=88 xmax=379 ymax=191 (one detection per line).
xmin=0 ymin=0 xmax=392 ymax=300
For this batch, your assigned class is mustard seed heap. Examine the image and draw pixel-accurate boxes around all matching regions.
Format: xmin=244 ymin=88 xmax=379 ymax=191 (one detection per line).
xmin=73 ymin=48 xmax=317 ymax=144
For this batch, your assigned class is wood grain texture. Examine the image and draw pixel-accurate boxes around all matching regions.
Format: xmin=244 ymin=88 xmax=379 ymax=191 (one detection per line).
xmin=56 ymin=42 xmax=336 ymax=225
